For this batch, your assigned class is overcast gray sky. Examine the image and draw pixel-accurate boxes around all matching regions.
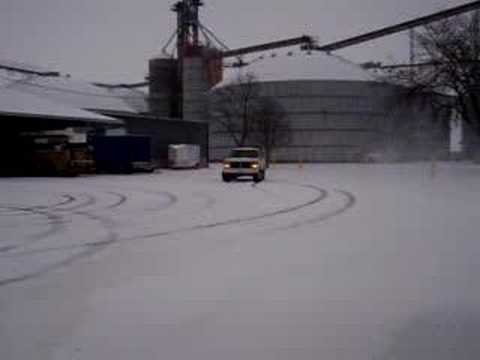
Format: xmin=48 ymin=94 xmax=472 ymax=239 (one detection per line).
xmin=0 ymin=0 xmax=472 ymax=82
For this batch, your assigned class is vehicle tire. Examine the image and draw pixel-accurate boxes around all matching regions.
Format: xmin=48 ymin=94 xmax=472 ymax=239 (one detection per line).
xmin=254 ymin=170 xmax=265 ymax=183
xmin=222 ymin=173 xmax=232 ymax=182
xmin=260 ymin=170 xmax=266 ymax=181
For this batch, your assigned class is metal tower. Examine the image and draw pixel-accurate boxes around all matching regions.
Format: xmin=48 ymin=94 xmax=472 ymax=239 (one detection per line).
xmin=172 ymin=0 xmax=203 ymax=61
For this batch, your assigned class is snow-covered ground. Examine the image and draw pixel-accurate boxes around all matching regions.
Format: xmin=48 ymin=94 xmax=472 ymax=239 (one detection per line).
xmin=1 ymin=163 xmax=480 ymax=360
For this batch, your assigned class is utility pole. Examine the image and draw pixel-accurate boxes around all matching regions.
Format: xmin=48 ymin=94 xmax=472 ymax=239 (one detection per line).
xmin=473 ymin=10 xmax=480 ymax=58
xmin=409 ymin=28 xmax=416 ymax=81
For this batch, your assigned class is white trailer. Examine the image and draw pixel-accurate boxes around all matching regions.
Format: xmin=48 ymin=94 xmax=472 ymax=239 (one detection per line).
xmin=168 ymin=144 xmax=201 ymax=169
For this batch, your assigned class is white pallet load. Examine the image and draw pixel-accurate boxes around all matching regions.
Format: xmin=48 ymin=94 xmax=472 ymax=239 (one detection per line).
xmin=168 ymin=144 xmax=201 ymax=169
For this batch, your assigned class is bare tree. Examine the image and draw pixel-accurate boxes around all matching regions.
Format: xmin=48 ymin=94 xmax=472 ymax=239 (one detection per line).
xmin=251 ymin=97 xmax=291 ymax=166
xmin=211 ymin=72 xmax=291 ymax=162
xmin=388 ymin=13 xmax=480 ymax=143
xmin=210 ymin=72 xmax=261 ymax=147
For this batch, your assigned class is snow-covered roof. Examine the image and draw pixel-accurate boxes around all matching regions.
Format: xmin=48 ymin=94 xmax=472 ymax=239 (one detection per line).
xmin=217 ymin=52 xmax=376 ymax=88
xmin=0 ymin=59 xmax=148 ymax=114
xmin=0 ymin=87 xmax=122 ymax=125
xmin=101 ymin=86 xmax=149 ymax=114
xmin=2 ymin=74 xmax=142 ymax=113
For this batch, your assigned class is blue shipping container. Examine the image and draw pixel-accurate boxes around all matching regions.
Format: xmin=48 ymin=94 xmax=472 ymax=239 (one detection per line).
xmin=93 ymin=136 xmax=153 ymax=173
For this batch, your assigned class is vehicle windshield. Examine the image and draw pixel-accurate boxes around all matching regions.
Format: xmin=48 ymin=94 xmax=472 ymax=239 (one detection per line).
xmin=230 ymin=149 xmax=259 ymax=158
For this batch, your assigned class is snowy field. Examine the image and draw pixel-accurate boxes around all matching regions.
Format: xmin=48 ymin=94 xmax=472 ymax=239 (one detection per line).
xmin=1 ymin=163 xmax=480 ymax=360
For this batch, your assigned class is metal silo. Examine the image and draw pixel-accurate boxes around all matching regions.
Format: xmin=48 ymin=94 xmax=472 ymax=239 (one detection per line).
xmin=209 ymin=52 xmax=448 ymax=162
xmin=148 ymin=57 xmax=179 ymax=117
xmin=183 ymin=56 xmax=208 ymax=122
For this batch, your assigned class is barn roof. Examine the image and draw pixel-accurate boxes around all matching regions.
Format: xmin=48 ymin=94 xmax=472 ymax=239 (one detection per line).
xmin=0 ymin=87 xmax=122 ymax=125
xmin=0 ymin=59 xmax=148 ymax=114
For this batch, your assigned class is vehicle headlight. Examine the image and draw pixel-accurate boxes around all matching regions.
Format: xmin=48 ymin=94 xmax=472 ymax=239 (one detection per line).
xmin=251 ymin=163 xmax=259 ymax=169
xmin=223 ymin=163 xmax=231 ymax=168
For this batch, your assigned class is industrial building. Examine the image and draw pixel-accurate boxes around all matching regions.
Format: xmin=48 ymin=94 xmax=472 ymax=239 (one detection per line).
xmin=145 ymin=1 xmax=478 ymax=163
xmin=209 ymin=52 xmax=450 ymax=162
xmin=2 ymin=0 xmax=479 ymax=174
xmin=0 ymin=63 xmax=122 ymax=175
xmin=0 ymin=59 xmax=209 ymax=174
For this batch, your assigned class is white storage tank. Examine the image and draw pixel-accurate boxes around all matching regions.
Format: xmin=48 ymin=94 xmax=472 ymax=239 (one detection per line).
xmin=209 ymin=52 xmax=449 ymax=162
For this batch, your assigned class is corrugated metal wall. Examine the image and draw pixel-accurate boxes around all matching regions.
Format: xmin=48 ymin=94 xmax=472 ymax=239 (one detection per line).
xmin=183 ymin=57 xmax=209 ymax=122
xmin=105 ymin=114 xmax=209 ymax=167
xmin=149 ymin=58 xmax=179 ymax=117
xmin=209 ymin=80 xmax=449 ymax=162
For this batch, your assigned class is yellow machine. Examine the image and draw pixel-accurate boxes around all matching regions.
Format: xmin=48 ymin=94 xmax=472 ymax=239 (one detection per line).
xmin=21 ymin=135 xmax=93 ymax=176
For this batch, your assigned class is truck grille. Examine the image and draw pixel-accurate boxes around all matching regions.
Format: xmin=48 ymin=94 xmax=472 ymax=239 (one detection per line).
xmin=230 ymin=162 xmax=252 ymax=169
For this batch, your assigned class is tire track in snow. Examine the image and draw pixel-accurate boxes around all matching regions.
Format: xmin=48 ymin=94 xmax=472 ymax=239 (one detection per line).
xmin=0 ymin=195 xmax=76 ymax=216
xmin=0 ymin=187 xmax=123 ymax=285
xmin=0 ymin=207 xmax=118 ymax=287
xmin=276 ymin=189 xmax=356 ymax=230
xmin=0 ymin=210 xmax=116 ymax=259
xmin=142 ymin=191 xmax=178 ymax=212
xmin=0 ymin=188 xmax=125 ymax=285
xmin=0 ymin=184 xmax=329 ymax=257
xmin=0 ymin=243 xmax=109 ymax=287
xmin=57 ymin=181 xmax=177 ymax=213
xmin=0 ymin=189 xmax=126 ymax=257
xmin=0 ymin=205 xmax=66 ymax=245
xmin=57 ymin=194 xmax=96 ymax=211
xmin=132 ymin=184 xmax=328 ymax=241
xmin=94 ymin=186 xmax=177 ymax=212
xmin=0 ymin=241 xmax=107 ymax=258
xmin=0 ymin=183 xmax=346 ymax=287
xmin=35 ymin=194 xmax=76 ymax=210
xmin=105 ymin=192 xmax=128 ymax=209
xmin=0 ymin=245 xmax=16 ymax=253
